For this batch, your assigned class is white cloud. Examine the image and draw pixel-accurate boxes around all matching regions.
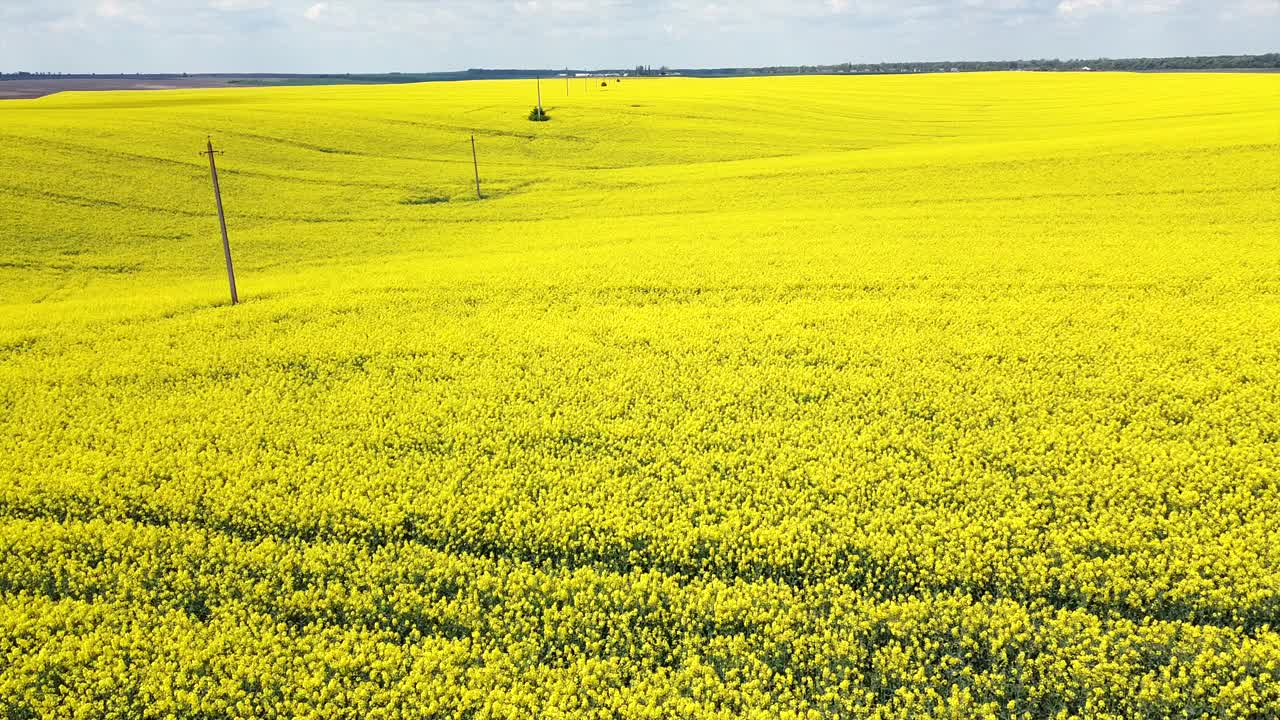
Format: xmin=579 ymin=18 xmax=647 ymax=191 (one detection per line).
xmin=303 ymin=2 xmax=328 ymax=21
xmin=2 ymin=0 xmax=1277 ymax=73
xmin=96 ymin=0 xmax=142 ymax=19
xmin=210 ymin=0 xmax=273 ymax=9
xmin=1058 ymin=0 xmax=1184 ymax=16
xmin=1225 ymin=0 xmax=1280 ymax=17
xmin=1133 ymin=0 xmax=1183 ymax=13
xmin=1058 ymin=0 xmax=1109 ymax=15
xmin=965 ymin=0 xmax=1030 ymax=8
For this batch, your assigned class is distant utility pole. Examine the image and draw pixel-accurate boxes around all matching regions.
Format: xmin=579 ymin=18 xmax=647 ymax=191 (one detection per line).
xmin=565 ymin=69 xmax=570 ymax=95
xmin=471 ymin=134 xmax=482 ymax=199
xmin=536 ymin=75 xmax=543 ymax=115
xmin=200 ymin=136 xmax=238 ymax=306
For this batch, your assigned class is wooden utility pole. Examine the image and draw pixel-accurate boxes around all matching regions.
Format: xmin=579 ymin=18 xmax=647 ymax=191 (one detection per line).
xmin=536 ymin=75 xmax=543 ymax=115
xmin=470 ymin=134 xmax=482 ymax=199
xmin=200 ymin=137 xmax=238 ymax=305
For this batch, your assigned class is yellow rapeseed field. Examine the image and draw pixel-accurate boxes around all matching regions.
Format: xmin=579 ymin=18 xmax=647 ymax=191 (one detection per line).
xmin=1 ymin=72 xmax=1278 ymax=718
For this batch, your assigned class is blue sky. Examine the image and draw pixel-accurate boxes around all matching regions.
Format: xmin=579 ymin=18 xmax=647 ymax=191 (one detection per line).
xmin=1 ymin=1 xmax=1277 ymax=74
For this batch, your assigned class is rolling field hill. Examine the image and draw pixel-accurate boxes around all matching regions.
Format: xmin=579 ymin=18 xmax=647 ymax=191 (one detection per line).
xmin=1 ymin=73 xmax=1279 ymax=718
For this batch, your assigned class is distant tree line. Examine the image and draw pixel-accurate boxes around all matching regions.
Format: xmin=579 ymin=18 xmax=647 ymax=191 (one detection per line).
xmin=685 ymin=53 xmax=1280 ymax=77
xmin=5 ymin=54 xmax=1276 ymax=83
xmin=0 ymin=70 xmax=574 ymax=83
